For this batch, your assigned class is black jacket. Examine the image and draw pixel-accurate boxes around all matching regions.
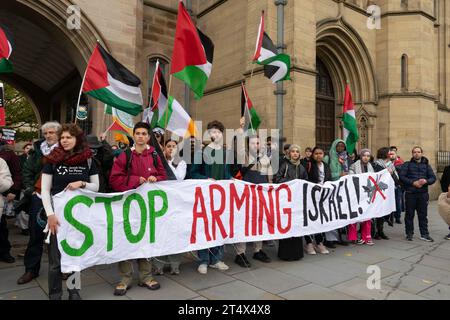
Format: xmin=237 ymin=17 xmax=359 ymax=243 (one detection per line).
xmin=304 ymin=161 xmax=332 ymax=184
xmin=398 ymin=157 xmax=436 ymax=194
xmin=440 ymin=165 xmax=450 ymax=193
xmin=274 ymin=159 xmax=308 ymax=183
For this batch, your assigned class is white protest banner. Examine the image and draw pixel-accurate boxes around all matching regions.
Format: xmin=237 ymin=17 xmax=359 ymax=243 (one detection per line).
xmin=53 ymin=169 xmax=395 ymax=272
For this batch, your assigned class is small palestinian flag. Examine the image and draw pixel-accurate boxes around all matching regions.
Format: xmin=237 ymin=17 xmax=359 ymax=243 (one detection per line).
xmin=171 ymin=1 xmax=214 ymax=99
xmin=342 ymin=84 xmax=359 ymax=155
xmin=143 ymin=60 xmax=168 ymax=127
xmin=0 ymin=25 xmax=13 ymax=73
xmin=82 ymin=43 xmax=143 ymax=116
xmin=253 ymin=11 xmax=290 ymax=83
xmin=241 ymin=82 xmax=261 ymax=133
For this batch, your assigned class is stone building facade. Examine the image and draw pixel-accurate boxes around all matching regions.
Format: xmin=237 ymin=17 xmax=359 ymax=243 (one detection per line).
xmin=0 ymin=0 xmax=449 ymax=197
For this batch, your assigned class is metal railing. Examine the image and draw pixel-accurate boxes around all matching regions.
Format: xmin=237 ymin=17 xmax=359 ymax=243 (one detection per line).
xmin=437 ymin=151 xmax=450 ymax=172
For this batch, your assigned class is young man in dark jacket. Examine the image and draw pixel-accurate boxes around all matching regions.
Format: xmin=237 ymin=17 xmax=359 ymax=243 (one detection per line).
xmin=399 ymin=146 xmax=437 ymax=242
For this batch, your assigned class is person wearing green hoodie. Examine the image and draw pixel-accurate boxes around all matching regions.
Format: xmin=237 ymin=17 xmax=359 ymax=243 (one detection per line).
xmin=323 ymin=139 xmax=353 ymax=247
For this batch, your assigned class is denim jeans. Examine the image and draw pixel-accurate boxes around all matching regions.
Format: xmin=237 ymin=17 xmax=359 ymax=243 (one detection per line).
xmin=197 ymin=246 xmax=224 ymax=266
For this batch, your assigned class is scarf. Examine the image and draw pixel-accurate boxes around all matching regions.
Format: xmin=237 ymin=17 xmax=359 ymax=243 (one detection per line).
xmin=40 ymin=141 xmax=58 ymax=156
xmin=46 ymin=145 xmax=93 ymax=166
xmin=288 ymin=144 xmax=301 ymax=166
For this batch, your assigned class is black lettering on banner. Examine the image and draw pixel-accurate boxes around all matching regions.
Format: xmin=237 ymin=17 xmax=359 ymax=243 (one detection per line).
xmin=308 ymin=185 xmax=321 ymax=223
xmin=303 ymin=183 xmax=309 ymax=227
xmin=328 ymin=185 xmax=338 ymax=221
xmin=345 ymin=179 xmax=358 ymax=219
xmin=336 ymin=181 xmax=347 ymax=220
xmin=319 ymin=188 xmax=331 ymax=224
xmin=352 ymin=176 xmax=363 ymax=215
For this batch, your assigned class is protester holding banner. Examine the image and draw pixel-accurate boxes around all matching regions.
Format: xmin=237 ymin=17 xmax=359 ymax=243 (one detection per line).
xmin=190 ymin=120 xmax=231 ymax=274
xmin=109 ymin=122 xmax=167 ymax=294
xmin=274 ymin=144 xmax=307 ymax=261
xmin=348 ymin=149 xmax=375 ymax=245
xmin=41 ymin=123 xmax=99 ymax=300
xmin=373 ymin=147 xmax=401 ymax=240
xmin=324 ymin=139 xmax=352 ymax=247
xmin=17 ymin=122 xmax=60 ymax=285
xmin=234 ymin=135 xmax=273 ymax=268
xmin=399 ymin=146 xmax=436 ymax=242
xmin=303 ymin=146 xmax=330 ymax=255
xmin=153 ymin=139 xmax=186 ymax=275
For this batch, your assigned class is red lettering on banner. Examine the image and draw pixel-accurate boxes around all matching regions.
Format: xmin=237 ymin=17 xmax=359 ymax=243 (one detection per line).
xmin=209 ymin=184 xmax=228 ymax=240
xmin=250 ymin=185 xmax=258 ymax=236
xmin=276 ymin=184 xmax=292 ymax=234
xmin=229 ymin=184 xmax=250 ymax=238
xmin=190 ymin=187 xmax=211 ymax=244
xmin=258 ymin=186 xmax=275 ymax=235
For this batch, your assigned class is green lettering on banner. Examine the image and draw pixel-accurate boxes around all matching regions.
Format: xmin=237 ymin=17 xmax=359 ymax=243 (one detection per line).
xmin=123 ymin=193 xmax=147 ymax=243
xmin=61 ymin=196 xmax=94 ymax=256
xmin=95 ymin=196 xmax=123 ymax=252
xmin=148 ymin=190 xmax=168 ymax=243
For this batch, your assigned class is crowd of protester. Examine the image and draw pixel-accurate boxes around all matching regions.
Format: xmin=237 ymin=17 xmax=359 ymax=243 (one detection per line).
xmin=0 ymin=118 xmax=448 ymax=300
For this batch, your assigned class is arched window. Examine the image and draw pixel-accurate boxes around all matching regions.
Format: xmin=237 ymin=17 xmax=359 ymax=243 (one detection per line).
xmin=359 ymin=116 xmax=369 ymax=149
xmin=401 ymin=54 xmax=408 ymax=91
xmin=148 ymin=57 xmax=169 ymax=100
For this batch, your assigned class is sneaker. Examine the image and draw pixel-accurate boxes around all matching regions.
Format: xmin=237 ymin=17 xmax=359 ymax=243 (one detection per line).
xmin=406 ymin=234 xmax=413 ymax=241
xmin=253 ymin=250 xmax=271 ymax=263
xmin=234 ymin=253 xmax=251 ymax=268
xmin=209 ymin=261 xmax=229 ymax=271
xmin=153 ymin=267 xmax=164 ymax=276
xmin=420 ymin=235 xmax=434 ymax=242
xmin=170 ymin=266 xmax=180 ymax=275
xmin=445 ymin=233 xmax=450 ymax=240
xmin=356 ymin=239 xmax=366 ymax=245
xmin=197 ymin=264 xmax=208 ymax=274
xmin=365 ymin=239 xmax=375 ymax=246
xmin=304 ymin=243 xmax=316 ymax=255
xmin=315 ymin=243 xmax=329 ymax=254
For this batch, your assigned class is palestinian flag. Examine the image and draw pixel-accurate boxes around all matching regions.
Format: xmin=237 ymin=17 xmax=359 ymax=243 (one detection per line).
xmin=0 ymin=25 xmax=13 ymax=73
xmin=170 ymin=1 xmax=214 ymax=99
xmin=241 ymin=82 xmax=261 ymax=133
xmin=143 ymin=60 xmax=168 ymax=127
xmin=253 ymin=12 xmax=290 ymax=83
xmin=342 ymin=84 xmax=359 ymax=154
xmin=157 ymin=96 xmax=196 ymax=138
xmin=82 ymin=43 xmax=143 ymax=116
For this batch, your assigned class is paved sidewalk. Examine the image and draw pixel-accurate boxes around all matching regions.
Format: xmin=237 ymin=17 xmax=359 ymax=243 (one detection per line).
xmin=1 ymin=201 xmax=449 ymax=300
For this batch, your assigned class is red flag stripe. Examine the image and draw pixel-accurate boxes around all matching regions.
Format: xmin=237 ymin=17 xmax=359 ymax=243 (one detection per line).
xmin=343 ymin=84 xmax=354 ymax=112
xmin=241 ymin=82 xmax=253 ymax=110
xmin=82 ymin=44 xmax=109 ymax=93
xmin=151 ymin=61 xmax=162 ymax=111
xmin=252 ymin=11 xmax=265 ymax=61
xmin=0 ymin=28 xmax=11 ymax=60
xmin=170 ymin=1 xmax=207 ymax=74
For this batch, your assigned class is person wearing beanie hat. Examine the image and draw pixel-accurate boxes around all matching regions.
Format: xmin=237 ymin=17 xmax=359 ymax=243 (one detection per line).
xmin=348 ymin=148 xmax=375 ymax=245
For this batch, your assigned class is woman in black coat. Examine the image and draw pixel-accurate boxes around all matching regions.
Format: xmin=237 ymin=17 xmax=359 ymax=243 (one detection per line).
xmin=273 ymin=144 xmax=308 ymax=261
